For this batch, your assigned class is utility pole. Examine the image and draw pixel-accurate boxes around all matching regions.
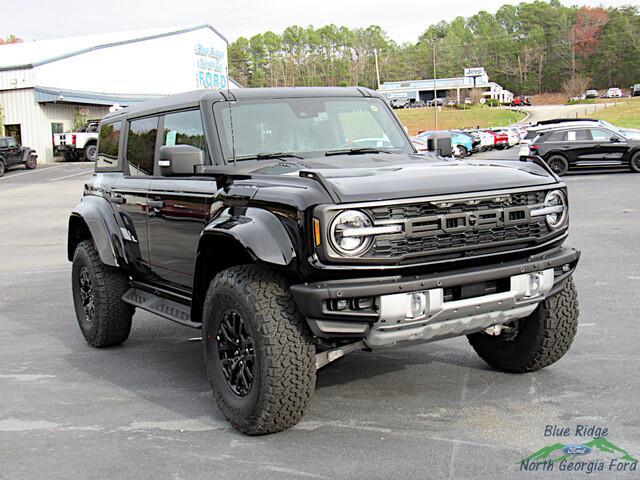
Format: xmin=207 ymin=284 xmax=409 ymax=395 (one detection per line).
xmin=373 ymin=48 xmax=381 ymax=90
xmin=432 ymin=39 xmax=438 ymax=130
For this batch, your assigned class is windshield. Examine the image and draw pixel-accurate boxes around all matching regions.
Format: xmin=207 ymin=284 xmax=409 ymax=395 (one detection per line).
xmin=214 ymin=97 xmax=413 ymax=160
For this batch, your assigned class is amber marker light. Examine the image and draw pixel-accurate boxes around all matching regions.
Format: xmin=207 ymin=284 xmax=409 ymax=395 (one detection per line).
xmin=313 ymin=218 xmax=322 ymax=247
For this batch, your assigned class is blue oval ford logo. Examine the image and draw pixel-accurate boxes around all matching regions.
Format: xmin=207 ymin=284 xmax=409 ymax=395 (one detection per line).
xmin=563 ymin=444 xmax=592 ymax=456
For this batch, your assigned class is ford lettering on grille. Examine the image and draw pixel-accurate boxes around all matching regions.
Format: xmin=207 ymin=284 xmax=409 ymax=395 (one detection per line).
xmin=406 ymin=206 xmax=531 ymax=236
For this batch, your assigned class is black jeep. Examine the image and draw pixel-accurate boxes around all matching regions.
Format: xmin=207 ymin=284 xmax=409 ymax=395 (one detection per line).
xmin=68 ymin=88 xmax=580 ymax=435
xmin=0 ymin=136 xmax=37 ymax=177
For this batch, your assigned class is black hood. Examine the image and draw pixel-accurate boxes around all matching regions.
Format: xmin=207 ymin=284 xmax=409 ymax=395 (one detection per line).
xmin=246 ymin=153 xmax=558 ymax=203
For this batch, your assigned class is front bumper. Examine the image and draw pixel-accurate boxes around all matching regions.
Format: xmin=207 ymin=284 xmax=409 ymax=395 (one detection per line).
xmin=291 ymin=246 xmax=580 ymax=348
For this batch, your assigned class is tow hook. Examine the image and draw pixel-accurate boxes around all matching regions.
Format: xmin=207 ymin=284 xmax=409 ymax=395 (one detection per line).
xmin=315 ymin=340 xmax=366 ymax=369
xmin=484 ymin=324 xmax=503 ymax=336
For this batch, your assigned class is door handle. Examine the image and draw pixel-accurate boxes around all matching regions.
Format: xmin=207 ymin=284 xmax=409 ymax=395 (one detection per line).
xmin=147 ymin=199 xmax=164 ymax=209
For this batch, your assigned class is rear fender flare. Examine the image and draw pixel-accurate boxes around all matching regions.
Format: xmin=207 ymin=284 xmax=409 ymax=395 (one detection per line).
xmin=68 ymin=195 xmax=125 ymax=267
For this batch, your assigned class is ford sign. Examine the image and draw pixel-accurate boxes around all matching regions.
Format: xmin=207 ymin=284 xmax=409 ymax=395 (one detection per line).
xmin=562 ymin=444 xmax=592 ymax=456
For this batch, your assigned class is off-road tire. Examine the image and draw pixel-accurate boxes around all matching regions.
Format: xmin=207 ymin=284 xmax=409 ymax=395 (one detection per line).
xmin=467 ymin=278 xmax=578 ymax=373
xmin=84 ymin=144 xmax=97 ymax=162
xmin=71 ymin=240 xmax=133 ymax=347
xmin=202 ymin=265 xmax=316 ymax=435
xmin=24 ymin=155 xmax=37 ymax=170
xmin=546 ymin=154 xmax=569 ymax=176
xmin=630 ymin=151 xmax=640 ymax=173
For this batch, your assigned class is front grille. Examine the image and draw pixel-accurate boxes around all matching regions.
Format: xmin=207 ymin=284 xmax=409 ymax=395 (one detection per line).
xmin=363 ymin=189 xmax=553 ymax=262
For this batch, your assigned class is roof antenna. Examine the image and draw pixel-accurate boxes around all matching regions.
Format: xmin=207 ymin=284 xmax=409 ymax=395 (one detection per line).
xmin=225 ymin=59 xmax=237 ymax=167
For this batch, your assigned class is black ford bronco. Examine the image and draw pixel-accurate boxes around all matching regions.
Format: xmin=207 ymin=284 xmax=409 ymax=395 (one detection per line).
xmin=68 ymin=87 xmax=580 ymax=434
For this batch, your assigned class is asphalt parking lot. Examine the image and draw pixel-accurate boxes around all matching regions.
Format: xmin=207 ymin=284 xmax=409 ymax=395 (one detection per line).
xmin=1 ymin=158 xmax=639 ymax=480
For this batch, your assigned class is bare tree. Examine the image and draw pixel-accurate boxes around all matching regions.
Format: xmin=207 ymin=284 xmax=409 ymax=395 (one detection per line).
xmin=561 ymin=75 xmax=591 ymax=99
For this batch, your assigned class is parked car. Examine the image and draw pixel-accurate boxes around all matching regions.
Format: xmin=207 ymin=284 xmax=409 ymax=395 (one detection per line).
xmin=389 ymin=98 xmax=410 ymax=109
xmin=426 ymin=98 xmax=444 ymax=107
xmin=511 ymin=96 xmax=531 ymax=107
xmin=417 ymin=130 xmax=472 ymax=157
xmin=67 ymin=87 xmax=580 ymax=434
xmin=603 ymin=87 xmax=623 ymax=98
xmin=520 ymin=124 xmax=640 ymax=174
xmin=585 ymin=89 xmax=599 ymax=99
xmin=0 ymin=136 xmax=37 ymax=177
xmin=410 ymin=100 xmax=426 ymax=108
xmin=485 ymin=129 xmax=509 ymax=149
xmin=493 ymin=127 xmax=519 ymax=147
xmin=631 ymin=84 xmax=640 ymax=97
xmin=459 ymin=130 xmax=482 ymax=152
xmin=54 ymin=120 xmax=100 ymax=161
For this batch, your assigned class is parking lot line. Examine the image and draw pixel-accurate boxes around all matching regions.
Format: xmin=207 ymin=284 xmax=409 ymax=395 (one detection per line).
xmin=0 ymin=163 xmax=70 ymax=181
xmin=48 ymin=170 xmax=94 ymax=182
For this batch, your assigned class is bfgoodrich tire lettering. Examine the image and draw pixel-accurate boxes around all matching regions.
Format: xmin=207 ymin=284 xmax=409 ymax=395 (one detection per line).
xmin=71 ymin=240 xmax=134 ymax=347
xmin=467 ymin=278 xmax=578 ymax=373
xmin=202 ymin=265 xmax=316 ymax=435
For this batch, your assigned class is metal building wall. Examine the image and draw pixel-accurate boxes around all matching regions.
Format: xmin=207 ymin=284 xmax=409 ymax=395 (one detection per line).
xmin=0 ymin=88 xmax=108 ymax=163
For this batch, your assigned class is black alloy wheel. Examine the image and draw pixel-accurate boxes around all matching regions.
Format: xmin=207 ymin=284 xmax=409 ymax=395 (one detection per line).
xmin=216 ymin=310 xmax=255 ymax=397
xmin=546 ymin=155 xmax=569 ymax=176
xmin=78 ymin=266 xmax=95 ymax=324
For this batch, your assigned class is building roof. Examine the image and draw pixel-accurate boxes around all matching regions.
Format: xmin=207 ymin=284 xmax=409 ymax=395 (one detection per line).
xmin=0 ymin=24 xmax=227 ymax=71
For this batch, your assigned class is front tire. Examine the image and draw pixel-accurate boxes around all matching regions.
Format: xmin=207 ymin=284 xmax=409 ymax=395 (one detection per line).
xmin=630 ymin=151 xmax=640 ymax=173
xmin=467 ymin=278 xmax=578 ymax=373
xmin=24 ymin=155 xmax=37 ymax=170
xmin=457 ymin=145 xmax=468 ymax=158
xmin=0 ymin=160 xmax=5 ymax=177
xmin=202 ymin=265 xmax=316 ymax=435
xmin=71 ymin=240 xmax=134 ymax=347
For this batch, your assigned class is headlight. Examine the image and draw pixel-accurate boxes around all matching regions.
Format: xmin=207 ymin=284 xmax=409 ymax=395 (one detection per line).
xmin=329 ymin=210 xmax=373 ymax=256
xmin=543 ymin=189 xmax=568 ymax=229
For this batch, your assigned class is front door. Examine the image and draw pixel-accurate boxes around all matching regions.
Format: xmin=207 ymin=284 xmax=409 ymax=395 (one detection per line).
xmin=589 ymin=128 xmax=628 ymax=164
xmin=146 ymin=109 xmax=214 ymax=289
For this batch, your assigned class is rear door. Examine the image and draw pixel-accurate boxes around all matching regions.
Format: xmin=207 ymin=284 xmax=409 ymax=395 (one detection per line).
xmin=146 ymin=109 xmax=216 ymax=290
xmin=562 ymin=129 xmax=593 ymax=164
xmin=112 ymin=116 xmax=159 ymax=280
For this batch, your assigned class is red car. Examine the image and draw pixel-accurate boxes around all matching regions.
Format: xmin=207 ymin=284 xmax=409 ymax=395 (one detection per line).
xmin=511 ymin=96 xmax=531 ymax=107
xmin=484 ymin=130 xmax=509 ymax=150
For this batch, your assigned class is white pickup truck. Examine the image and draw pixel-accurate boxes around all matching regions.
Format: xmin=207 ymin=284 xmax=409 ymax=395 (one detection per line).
xmin=53 ymin=121 xmax=99 ymax=161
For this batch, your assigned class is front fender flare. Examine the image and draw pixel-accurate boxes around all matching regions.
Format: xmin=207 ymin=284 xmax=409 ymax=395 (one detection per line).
xmin=202 ymin=207 xmax=297 ymax=267
xmin=68 ymin=195 xmax=125 ymax=267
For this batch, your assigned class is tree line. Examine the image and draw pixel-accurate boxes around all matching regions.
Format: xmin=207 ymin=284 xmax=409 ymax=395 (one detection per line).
xmin=228 ymin=0 xmax=640 ymax=95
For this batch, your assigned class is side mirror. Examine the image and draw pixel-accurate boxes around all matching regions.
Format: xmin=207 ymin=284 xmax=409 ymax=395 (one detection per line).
xmin=158 ymin=145 xmax=204 ymax=176
xmin=610 ymin=136 xmax=620 ymax=143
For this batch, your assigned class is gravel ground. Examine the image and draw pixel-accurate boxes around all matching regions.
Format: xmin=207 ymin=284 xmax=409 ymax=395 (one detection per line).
xmin=1 ymin=161 xmax=638 ymax=480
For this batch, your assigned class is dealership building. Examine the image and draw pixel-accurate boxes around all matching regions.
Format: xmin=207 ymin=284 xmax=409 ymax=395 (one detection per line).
xmin=378 ymin=67 xmax=513 ymax=105
xmin=0 ymin=24 xmax=234 ymax=163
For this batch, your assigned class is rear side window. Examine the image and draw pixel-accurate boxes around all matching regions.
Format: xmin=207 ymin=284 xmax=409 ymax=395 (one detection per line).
xmin=566 ymin=130 xmax=591 ymax=141
xmin=96 ymin=121 xmax=121 ymax=170
xmin=127 ymin=116 xmax=158 ymax=176
xmin=546 ymin=131 xmax=566 ymax=142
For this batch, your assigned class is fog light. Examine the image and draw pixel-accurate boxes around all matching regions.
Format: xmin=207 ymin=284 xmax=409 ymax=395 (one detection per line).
xmin=330 ymin=299 xmax=349 ymax=311
xmin=352 ymin=297 xmax=374 ymax=310
xmin=407 ymin=292 xmax=427 ymax=318
xmin=525 ymin=273 xmax=544 ymax=298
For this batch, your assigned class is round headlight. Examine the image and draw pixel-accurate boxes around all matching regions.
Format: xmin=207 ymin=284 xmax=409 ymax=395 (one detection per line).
xmin=544 ymin=189 xmax=568 ymax=229
xmin=329 ymin=210 xmax=373 ymax=256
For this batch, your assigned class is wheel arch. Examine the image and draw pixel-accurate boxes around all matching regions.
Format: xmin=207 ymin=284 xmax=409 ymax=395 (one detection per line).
xmin=68 ymin=196 xmax=126 ymax=267
xmin=190 ymin=208 xmax=299 ymax=323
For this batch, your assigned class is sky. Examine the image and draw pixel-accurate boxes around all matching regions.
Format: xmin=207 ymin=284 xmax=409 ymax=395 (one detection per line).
xmin=2 ymin=0 xmax=634 ymax=44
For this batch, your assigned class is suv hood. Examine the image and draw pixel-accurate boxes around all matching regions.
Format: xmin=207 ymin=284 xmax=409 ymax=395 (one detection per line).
xmin=250 ymin=153 xmax=557 ymax=203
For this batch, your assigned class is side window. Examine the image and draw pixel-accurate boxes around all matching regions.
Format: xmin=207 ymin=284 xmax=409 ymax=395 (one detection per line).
xmin=566 ymin=130 xmax=591 ymax=141
xmin=127 ymin=117 xmax=158 ymax=176
xmin=0 ymin=139 xmax=6 ymax=148
xmin=97 ymin=121 xmax=121 ymax=169
xmin=162 ymin=110 xmax=207 ymax=155
xmin=590 ymin=129 xmax=610 ymax=141
xmin=547 ymin=131 xmax=566 ymax=142
xmin=6 ymin=137 xmax=17 ymax=147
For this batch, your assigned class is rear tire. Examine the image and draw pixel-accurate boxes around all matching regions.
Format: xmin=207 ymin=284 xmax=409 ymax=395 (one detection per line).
xmin=71 ymin=240 xmax=134 ymax=347
xmin=24 ymin=155 xmax=37 ymax=170
xmin=84 ymin=144 xmax=97 ymax=162
xmin=202 ymin=265 xmax=316 ymax=435
xmin=457 ymin=146 xmax=468 ymax=158
xmin=63 ymin=150 xmax=77 ymax=162
xmin=630 ymin=151 xmax=640 ymax=173
xmin=0 ymin=160 xmax=5 ymax=177
xmin=546 ymin=154 xmax=569 ymax=176
xmin=467 ymin=278 xmax=578 ymax=373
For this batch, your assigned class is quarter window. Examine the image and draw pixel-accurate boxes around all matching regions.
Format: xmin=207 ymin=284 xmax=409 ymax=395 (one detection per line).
xmin=162 ymin=110 xmax=207 ymax=155
xmin=127 ymin=117 xmax=158 ymax=176
xmin=97 ymin=121 xmax=121 ymax=169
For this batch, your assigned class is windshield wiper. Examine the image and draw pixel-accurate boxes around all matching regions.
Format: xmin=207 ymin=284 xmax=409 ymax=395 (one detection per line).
xmin=324 ymin=147 xmax=392 ymax=157
xmin=234 ymin=152 xmax=303 ymax=161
